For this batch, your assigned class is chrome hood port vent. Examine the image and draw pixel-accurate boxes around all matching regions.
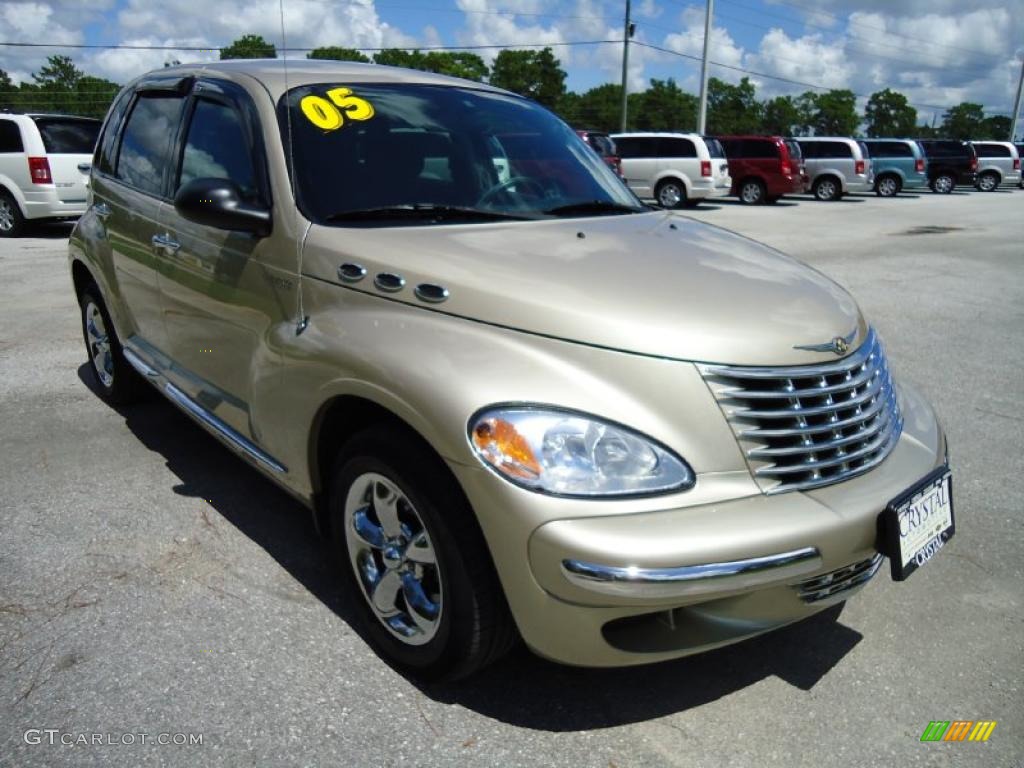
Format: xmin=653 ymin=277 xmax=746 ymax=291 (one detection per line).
xmin=699 ymin=329 xmax=903 ymax=494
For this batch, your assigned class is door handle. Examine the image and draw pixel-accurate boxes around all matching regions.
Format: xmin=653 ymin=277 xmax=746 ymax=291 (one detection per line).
xmin=78 ymin=162 xmax=92 ymax=173
xmin=93 ymin=202 xmax=112 ymax=220
xmin=151 ymin=233 xmax=181 ymax=254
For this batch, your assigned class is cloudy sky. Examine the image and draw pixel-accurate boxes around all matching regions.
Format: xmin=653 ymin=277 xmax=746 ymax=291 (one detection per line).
xmin=1 ymin=0 xmax=1021 ymax=127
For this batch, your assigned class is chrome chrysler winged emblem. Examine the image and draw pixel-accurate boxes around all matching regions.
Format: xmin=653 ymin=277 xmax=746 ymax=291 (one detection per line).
xmin=793 ymin=328 xmax=857 ymax=356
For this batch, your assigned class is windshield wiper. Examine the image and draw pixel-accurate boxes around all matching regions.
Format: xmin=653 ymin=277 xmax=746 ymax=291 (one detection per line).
xmin=324 ymin=204 xmax=534 ymax=223
xmin=543 ymin=200 xmax=647 ymax=217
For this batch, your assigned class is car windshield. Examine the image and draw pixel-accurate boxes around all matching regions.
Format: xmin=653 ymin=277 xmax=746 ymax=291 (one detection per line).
xmin=279 ymin=83 xmax=643 ymax=225
xmin=784 ymin=140 xmax=802 ymax=160
xmin=32 ymin=117 xmax=101 ymax=154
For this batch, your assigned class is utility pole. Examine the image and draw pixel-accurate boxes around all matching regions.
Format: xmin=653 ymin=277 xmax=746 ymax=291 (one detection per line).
xmin=619 ymin=0 xmax=633 ymax=132
xmin=1011 ymin=53 xmax=1024 ymax=141
xmin=697 ymin=0 xmax=714 ymax=134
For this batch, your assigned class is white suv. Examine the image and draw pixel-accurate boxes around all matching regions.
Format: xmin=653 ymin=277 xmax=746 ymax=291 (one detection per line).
xmin=610 ymin=132 xmax=731 ymax=208
xmin=0 ymin=113 xmax=100 ymax=236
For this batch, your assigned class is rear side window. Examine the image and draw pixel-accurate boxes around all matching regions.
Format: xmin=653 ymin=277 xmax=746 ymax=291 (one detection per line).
xmin=177 ymin=99 xmax=258 ymax=203
xmin=96 ymin=87 xmax=134 ymax=175
xmin=587 ymin=134 xmax=615 ymax=156
xmin=815 ymin=141 xmax=853 ymax=158
xmin=741 ymin=139 xmax=778 ymax=159
xmin=32 ymin=118 xmax=101 ymax=154
xmin=702 ymin=137 xmax=725 ymax=158
xmin=116 ymin=93 xmax=186 ymax=196
xmin=867 ymin=142 xmax=913 ymax=158
xmin=0 ymin=120 xmax=23 ymax=153
xmin=974 ymin=143 xmax=1010 ymax=158
xmin=615 ymin=137 xmax=658 ymax=158
xmin=798 ymin=141 xmax=818 ymax=159
xmin=658 ymin=137 xmax=696 ymax=158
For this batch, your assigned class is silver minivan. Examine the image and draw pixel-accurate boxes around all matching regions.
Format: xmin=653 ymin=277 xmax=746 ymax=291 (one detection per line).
xmin=611 ymin=132 xmax=731 ymax=208
xmin=970 ymin=141 xmax=1021 ymax=191
xmin=795 ymin=137 xmax=873 ymax=201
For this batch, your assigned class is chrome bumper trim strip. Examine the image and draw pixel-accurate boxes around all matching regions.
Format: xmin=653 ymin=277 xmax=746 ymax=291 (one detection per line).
xmin=561 ymin=546 xmax=821 ymax=599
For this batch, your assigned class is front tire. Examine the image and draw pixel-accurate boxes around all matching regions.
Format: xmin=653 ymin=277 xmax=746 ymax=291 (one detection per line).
xmin=655 ymin=179 xmax=686 ymax=209
xmin=79 ymin=286 xmax=144 ymax=405
xmin=0 ymin=191 xmax=26 ymax=238
xmin=812 ymin=176 xmax=841 ymax=201
xmin=329 ymin=425 xmax=516 ymax=680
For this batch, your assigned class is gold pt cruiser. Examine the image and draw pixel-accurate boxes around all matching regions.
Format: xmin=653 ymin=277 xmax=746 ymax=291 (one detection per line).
xmin=69 ymin=61 xmax=954 ymax=679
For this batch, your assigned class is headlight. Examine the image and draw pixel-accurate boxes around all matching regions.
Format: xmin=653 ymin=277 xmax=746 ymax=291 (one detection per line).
xmin=468 ymin=407 xmax=694 ymax=497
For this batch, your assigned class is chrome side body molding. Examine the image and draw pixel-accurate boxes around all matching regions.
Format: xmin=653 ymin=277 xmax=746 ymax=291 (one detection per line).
xmin=122 ymin=342 xmax=287 ymax=474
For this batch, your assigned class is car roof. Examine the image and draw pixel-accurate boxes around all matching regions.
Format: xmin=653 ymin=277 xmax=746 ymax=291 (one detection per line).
xmin=795 ymin=136 xmax=859 ymax=142
xmin=609 ymin=132 xmax=707 ymax=142
xmin=155 ymin=59 xmax=510 ymax=101
xmin=714 ymin=134 xmax=784 ymax=141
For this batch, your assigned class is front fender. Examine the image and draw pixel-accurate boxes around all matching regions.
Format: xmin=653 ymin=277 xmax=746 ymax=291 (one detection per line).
xmin=260 ymin=278 xmax=751 ymax=504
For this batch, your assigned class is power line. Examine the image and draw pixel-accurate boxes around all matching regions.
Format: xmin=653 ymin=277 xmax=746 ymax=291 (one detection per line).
xmin=718 ymin=0 xmax=1002 ymax=62
xmin=0 ymin=39 xmax=618 ymax=53
xmin=765 ymin=0 xmax=1002 ymax=58
xmin=631 ymin=40 xmax=1010 ymax=115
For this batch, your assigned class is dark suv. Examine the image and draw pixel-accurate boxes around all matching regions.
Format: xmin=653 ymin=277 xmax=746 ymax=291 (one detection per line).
xmin=716 ymin=135 xmax=807 ymax=204
xmin=916 ymin=140 xmax=977 ymax=194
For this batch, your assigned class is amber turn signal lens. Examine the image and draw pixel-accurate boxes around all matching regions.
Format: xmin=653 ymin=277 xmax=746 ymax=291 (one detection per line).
xmin=472 ymin=418 xmax=542 ymax=480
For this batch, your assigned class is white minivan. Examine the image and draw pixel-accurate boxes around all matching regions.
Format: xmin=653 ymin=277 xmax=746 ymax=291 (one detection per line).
xmin=0 ymin=113 xmax=100 ymax=236
xmin=610 ymin=132 xmax=731 ymax=208
xmin=970 ymin=141 xmax=1021 ymax=191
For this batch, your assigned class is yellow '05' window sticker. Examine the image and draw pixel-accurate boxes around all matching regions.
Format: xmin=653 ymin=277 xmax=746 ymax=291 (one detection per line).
xmin=300 ymin=87 xmax=375 ymax=131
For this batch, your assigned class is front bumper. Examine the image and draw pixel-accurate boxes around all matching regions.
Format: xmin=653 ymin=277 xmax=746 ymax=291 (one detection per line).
xmin=452 ymin=380 xmax=946 ymax=667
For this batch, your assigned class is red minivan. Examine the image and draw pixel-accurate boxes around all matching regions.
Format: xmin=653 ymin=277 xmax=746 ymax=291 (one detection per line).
xmin=716 ymin=135 xmax=808 ymax=204
xmin=575 ymin=129 xmax=623 ymax=178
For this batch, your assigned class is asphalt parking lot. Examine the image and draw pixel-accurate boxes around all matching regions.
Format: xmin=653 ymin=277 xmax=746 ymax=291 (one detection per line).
xmin=1 ymin=188 xmax=1022 ymax=767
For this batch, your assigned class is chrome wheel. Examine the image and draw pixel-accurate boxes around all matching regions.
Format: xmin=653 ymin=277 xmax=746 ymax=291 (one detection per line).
xmin=977 ymin=173 xmax=998 ymax=192
xmin=344 ymin=472 xmax=442 ymax=645
xmin=0 ymin=198 xmax=14 ymax=232
xmin=815 ymin=178 xmax=838 ymax=201
xmin=84 ymin=301 xmax=114 ymax=388
xmin=740 ymin=181 xmax=764 ymax=204
xmin=657 ymin=181 xmax=683 ymax=208
xmin=877 ymin=176 xmax=899 ymax=197
xmin=933 ymin=175 xmax=954 ymax=194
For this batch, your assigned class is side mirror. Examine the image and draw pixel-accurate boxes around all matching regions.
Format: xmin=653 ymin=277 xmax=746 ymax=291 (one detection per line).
xmin=173 ymin=178 xmax=271 ymax=237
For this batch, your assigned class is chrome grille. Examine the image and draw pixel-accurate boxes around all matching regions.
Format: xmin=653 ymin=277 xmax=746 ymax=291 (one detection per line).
xmin=699 ymin=329 xmax=902 ymax=494
xmin=797 ymin=554 xmax=884 ymax=603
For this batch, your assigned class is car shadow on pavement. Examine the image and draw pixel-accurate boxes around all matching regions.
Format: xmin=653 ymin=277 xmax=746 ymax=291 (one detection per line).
xmin=29 ymin=221 xmax=76 ymax=238
xmin=78 ymin=364 xmax=864 ymax=730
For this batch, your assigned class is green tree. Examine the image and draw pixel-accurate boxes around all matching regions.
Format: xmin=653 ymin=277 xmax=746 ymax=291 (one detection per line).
xmin=570 ymin=83 xmax=624 ymax=130
xmin=978 ymin=115 xmax=1011 ymax=140
xmin=940 ymin=102 xmax=984 ymax=140
xmin=809 ymin=89 xmax=859 ymax=135
xmin=308 ymin=47 xmax=370 ymax=63
xmin=33 ymin=55 xmax=82 ymax=89
xmin=220 ymin=34 xmax=277 ymax=60
xmin=761 ymin=95 xmax=801 ymax=136
xmin=489 ymin=47 xmax=566 ymax=109
xmin=706 ymin=76 xmax=762 ymax=134
xmin=372 ymin=49 xmax=426 ymax=68
xmin=74 ymin=76 xmax=122 ymax=119
xmin=21 ymin=55 xmax=84 ymax=114
xmin=793 ymin=91 xmax=818 ymax=135
xmin=421 ymin=52 xmax=488 ymax=82
xmin=0 ymin=69 xmax=14 ymax=111
xmin=864 ymin=88 xmax=917 ymax=137
xmin=635 ymin=78 xmax=696 ymax=131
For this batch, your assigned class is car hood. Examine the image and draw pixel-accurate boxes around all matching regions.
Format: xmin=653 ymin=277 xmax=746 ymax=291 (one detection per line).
xmin=302 ymin=210 xmax=866 ymax=366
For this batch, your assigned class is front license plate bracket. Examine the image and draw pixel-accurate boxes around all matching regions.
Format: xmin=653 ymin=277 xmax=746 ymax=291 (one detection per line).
xmin=879 ymin=467 xmax=954 ymax=581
